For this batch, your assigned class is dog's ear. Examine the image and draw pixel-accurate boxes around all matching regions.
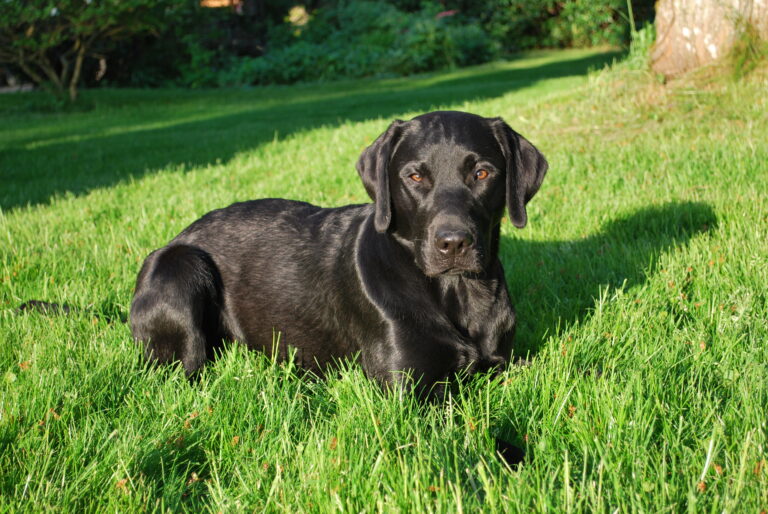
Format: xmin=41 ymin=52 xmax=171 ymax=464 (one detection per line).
xmin=491 ymin=118 xmax=548 ymax=228
xmin=356 ymin=120 xmax=405 ymax=233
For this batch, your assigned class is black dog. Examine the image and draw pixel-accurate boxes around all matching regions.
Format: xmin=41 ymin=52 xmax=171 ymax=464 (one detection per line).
xmin=130 ymin=111 xmax=547 ymax=393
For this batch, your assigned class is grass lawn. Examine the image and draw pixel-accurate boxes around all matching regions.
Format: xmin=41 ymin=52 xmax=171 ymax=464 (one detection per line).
xmin=1 ymin=48 xmax=766 ymax=511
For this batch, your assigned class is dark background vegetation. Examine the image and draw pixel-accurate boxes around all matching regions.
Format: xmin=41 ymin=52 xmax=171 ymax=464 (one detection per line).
xmin=111 ymin=0 xmax=655 ymax=87
xmin=4 ymin=0 xmax=655 ymax=92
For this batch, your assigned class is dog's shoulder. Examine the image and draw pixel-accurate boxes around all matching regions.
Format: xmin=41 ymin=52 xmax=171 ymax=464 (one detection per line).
xmin=170 ymin=198 xmax=375 ymax=251
xmin=192 ymin=198 xmax=373 ymax=224
xmin=202 ymin=198 xmax=320 ymax=219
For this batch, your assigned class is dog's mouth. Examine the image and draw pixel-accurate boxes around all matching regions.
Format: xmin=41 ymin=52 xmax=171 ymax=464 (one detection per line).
xmin=422 ymin=254 xmax=485 ymax=277
xmin=414 ymin=226 xmax=488 ymax=277
xmin=437 ymin=267 xmax=482 ymax=277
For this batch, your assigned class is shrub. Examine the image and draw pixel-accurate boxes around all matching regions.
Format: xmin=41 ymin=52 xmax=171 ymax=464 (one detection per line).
xmin=478 ymin=0 xmax=635 ymax=51
xmin=5 ymin=1 xmax=653 ymax=91
xmin=220 ymin=1 xmax=497 ymax=86
xmin=0 ymin=0 xmax=169 ymax=100
xmin=99 ymin=2 xmax=238 ymax=89
xmin=545 ymin=0 xmax=629 ymax=47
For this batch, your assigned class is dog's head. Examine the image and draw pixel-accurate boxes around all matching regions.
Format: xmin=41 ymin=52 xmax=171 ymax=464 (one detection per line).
xmin=357 ymin=111 xmax=547 ymax=276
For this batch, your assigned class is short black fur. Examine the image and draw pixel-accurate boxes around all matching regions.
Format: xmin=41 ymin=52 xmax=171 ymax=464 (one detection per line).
xmin=130 ymin=111 xmax=548 ymax=394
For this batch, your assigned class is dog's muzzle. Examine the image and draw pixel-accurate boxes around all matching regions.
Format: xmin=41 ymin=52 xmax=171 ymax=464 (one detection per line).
xmin=425 ymin=226 xmax=483 ymax=275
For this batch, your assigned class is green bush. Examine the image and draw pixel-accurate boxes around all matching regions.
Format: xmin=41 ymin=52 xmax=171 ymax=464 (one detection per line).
xmin=546 ymin=0 xmax=629 ymax=47
xmin=216 ymin=0 xmax=650 ymax=87
xmin=0 ymin=0 xmax=169 ymax=100
xmin=102 ymin=2 xmax=239 ymax=89
xmin=5 ymin=0 xmax=651 ymax=91
xmin=621 ymin=23 xmax=656 ymax=70
xmin=480 ymin=0 xmax=634 ymax=51
xmin=219 ymin=1 xmax=497 ymax=86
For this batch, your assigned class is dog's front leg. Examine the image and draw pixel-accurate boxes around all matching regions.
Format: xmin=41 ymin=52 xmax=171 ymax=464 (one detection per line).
xmin=362 ymin=324 xmax=478 ymax=398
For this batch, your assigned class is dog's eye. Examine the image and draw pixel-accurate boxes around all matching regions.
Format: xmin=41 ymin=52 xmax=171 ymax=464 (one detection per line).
xmin=408 ymin=173 xmax=423 ymax=182
xmin=474 ymin=169 xmax=489 ymax=180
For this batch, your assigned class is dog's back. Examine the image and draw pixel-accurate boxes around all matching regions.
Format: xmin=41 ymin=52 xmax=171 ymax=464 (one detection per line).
xmin=131 ymin=199 xmax=374 ymax=375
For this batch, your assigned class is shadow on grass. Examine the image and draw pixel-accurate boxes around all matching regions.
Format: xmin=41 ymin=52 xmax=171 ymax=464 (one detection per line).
xmin=501 ymin=200 xmax=717 ymax=358
xmin=490 ymin=201 xmax=717 ymax=470
xmin=135 ymin=429 xmax=213 ymax=511
xmin=0 ymin=50 xmax=621 ymax=210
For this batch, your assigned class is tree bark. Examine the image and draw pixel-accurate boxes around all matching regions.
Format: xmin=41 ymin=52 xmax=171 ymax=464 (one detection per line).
xmin=652 ymin=0 xmax=768 ymax=77
xmin=69 ymin=44 xmax=86 ymax=102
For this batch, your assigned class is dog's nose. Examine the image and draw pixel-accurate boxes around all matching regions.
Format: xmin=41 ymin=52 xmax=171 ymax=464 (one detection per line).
xmin=435 ymin=230 xmax=474 ymax=256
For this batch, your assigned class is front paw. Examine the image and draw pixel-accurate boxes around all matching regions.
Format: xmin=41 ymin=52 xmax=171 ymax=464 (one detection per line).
xmin=476 ymin=355 xmax=507 ymax=375
xmin=454 ymin=347 xmax=481 ymax=373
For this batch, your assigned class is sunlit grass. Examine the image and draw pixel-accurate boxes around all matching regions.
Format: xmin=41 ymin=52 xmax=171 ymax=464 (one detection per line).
xmin=1 ymin=50 xmax=766 ymax=511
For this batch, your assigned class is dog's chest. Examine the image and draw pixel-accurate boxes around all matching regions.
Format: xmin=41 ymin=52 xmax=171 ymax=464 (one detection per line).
xmin=435 ymin=275 xmax=512 ymax=347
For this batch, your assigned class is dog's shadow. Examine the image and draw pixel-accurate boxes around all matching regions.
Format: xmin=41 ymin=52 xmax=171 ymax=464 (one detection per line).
xmin=133 ymin=429 xmax=213 ymax=510
xmin=491 ymin=200 xmax=716 ymax=468
xmin=501 ymin=200 xmax=716 ymax=358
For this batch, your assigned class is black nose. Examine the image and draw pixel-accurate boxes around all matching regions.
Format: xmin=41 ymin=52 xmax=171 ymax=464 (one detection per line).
xmin=434 ymin=230 xmax=474 ymax=257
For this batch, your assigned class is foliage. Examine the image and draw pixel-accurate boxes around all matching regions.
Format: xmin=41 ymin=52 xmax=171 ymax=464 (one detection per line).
xmin=0 ymin=0 xmax=168 ymax=100
xmin=219 ymin=1 xmax=497 ymax=86
xmin=545 ymin=0 xmax=628 ymax=47
xmin=3 ymin=1 xmax=655 ymax=91
xmin=100 ymin=1 xmax=281 ymax=89
xmin=98 ymin=2 xmax=231 ymax=89
xmin=442 ymin=0 xmax=648 ymax=50
xmin=216 ymin=0 xmax=653 ymax=87
xmin=728 ymin=21 xmax=768 ymax=80
xmin=616 ymin=23 xmax=656 ymax=71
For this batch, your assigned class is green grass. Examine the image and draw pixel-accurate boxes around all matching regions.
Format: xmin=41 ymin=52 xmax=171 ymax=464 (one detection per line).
xmin=1 ymin=48 xmax=767 ymax=511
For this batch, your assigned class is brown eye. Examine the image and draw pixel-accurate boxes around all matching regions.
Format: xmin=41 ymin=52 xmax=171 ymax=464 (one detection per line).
xmin=475 ymin=169 xmax=489 ymax=180
xmin=409 ymin=173 xmax=423 ymax=182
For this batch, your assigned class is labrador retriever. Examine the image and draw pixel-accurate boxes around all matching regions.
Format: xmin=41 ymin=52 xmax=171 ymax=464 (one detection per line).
xmin=130 ymin=111 xmax=547 ymax=393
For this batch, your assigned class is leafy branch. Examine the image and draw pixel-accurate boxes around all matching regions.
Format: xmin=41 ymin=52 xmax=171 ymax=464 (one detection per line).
xmin=0 ymin=1 xmax=167 ymax=101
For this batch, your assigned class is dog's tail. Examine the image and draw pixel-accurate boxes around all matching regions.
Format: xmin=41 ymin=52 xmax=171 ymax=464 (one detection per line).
xmin=17 ymin=300 xmax=73 ymax=315
xmin=17 ymin=300 xmax=126 ymax=323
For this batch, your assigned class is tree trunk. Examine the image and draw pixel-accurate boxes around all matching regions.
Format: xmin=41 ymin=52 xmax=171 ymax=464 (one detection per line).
xmin=69 ymin=44 xmax=86 ymax=102
xmin=652 ymin=0 xmax=768 ymax=77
